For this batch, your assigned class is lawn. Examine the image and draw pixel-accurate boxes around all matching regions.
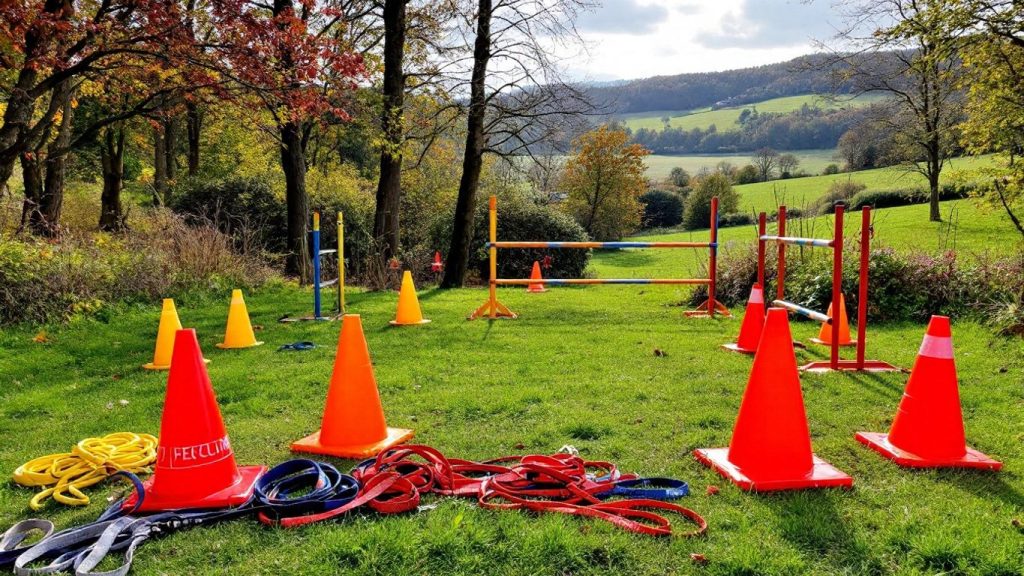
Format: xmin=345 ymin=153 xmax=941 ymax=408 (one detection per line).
xmin=618 ymin=93 xmax=885 ymax=133
xmin=645 ymin=149 xmax=838 ymax=181
xmin=2 ymin=223 xmax=1023 ymax=574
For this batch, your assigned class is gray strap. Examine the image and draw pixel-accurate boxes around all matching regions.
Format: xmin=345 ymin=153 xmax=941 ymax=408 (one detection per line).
xmin=13 ymin=519 xmax=127 ymax=575
xmin=1 ymin=520 xmax=54 ymax=552
xmin=74 ymin=518 xmax=152 ymax=576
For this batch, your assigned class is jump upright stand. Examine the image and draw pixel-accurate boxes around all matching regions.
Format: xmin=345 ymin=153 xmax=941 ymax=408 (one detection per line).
xmin=470 ymin=195 xmax=729 ymax=319
xmin=758 ymin=205 xmax=898 ymax=373
xmin=281 ymin=211 xmax=344 ymax=322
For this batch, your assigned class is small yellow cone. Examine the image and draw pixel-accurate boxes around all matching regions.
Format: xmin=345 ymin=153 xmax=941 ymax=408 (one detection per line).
xmin=145 ymin=299 xmax=210 ymax=369
xmin=389 ymin=271 xmax=430 ymax=326
xmin=216 ymin=289 xmax=264 ymax=349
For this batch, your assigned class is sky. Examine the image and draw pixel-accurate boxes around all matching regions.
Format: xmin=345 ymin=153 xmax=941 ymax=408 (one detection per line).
xmin=568 ymin=0 xmax=849 ymax=81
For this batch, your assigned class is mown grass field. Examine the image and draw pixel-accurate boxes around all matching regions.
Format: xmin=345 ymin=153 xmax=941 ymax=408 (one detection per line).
xmin=618 ymin=94 xmax=885 ymax=133
xmin=645 ymin=149 xmax=838 ymax=181
xmin=2 ymin=200 xmax=1023 ymax=574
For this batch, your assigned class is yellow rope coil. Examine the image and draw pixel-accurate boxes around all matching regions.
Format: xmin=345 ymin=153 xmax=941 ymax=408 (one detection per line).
xmin=13 ymin=432 xmax=158 ymax=510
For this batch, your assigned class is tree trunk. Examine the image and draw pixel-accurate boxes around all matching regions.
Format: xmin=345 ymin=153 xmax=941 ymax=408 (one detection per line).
xmin=927 ymin=135 xmax=942 ymax=222
xmin=19 ymin=151 xmax=44 ymax=231
xmin=153 ymin=122 xmax=167 ymax=205
xmin=99 ymin=125 xmax=126 ymax=232
xmin=186 ymin=102 xmax=201 ymax=177
xmin=34 ymin=84 xmax=76 ymax=236
xmin=372 ymin=0 xmax=408 ymax=266
xmin=441 ymin=0 xmax=491 ymax=288
xmin=165 ymin=116 xmax=177 ymax=197
xmin=280 ymin=121 xmax=312 ymax=284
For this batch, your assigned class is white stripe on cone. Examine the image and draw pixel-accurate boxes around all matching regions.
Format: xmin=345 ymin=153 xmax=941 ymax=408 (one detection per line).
xmin=749 ymin=287 xmax=763 ymax=304
xmin=918 ymin=334 xmax=954 ymax=359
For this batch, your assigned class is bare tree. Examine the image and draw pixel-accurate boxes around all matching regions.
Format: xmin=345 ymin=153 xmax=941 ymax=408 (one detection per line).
xmin=778 ymin=153 xmax=799 ymax=177
xmin=751 ymin=147 xmax=780 ymax=182
xmin=827 ymin=1 xmax=963 ymax=222
xmin=440 ymin=0 xmax=595 ymax=288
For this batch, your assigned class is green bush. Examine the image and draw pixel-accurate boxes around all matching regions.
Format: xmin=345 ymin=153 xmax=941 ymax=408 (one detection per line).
xmin=850 ymin=184 xmax=975 ymax=210
xmin=430 ymin=197 xmax=590 ymax=282
xmin=823 ymin=164 xmax=841 ymax=175
xmin=735 ymin=164 xmax=760 ymax=185
xmin=810 ymin=179 xmax=866 ymax=215
xmin=640 ymin=190 xmax=684 ymax=228
xmin=171 ymin=177 xmax=288 ymax=253
xmin=718 ymin=213 xmax=754 ymax=228
xmin=684 ymin=173 xmax=739 ymax=230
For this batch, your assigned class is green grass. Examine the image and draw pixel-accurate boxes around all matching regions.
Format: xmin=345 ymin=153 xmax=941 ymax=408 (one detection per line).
xmin=645 ymin=149 xmax=837 ymax=181
xmin=2 ymin=247 xmax=1023 ymax=574
xmin=619 ymin=94 xmax=886 ymax=133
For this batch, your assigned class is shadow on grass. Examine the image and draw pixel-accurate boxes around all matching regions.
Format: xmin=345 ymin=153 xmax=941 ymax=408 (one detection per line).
xmin=940 ymin=469 xmax=1024 ymax=511
xmin=765 ymin=490 xmax=880 ymax=572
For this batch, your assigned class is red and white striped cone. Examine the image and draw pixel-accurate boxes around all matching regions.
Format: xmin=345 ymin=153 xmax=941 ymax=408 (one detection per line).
xmin=722 ymin=284 xmax=765 ymax=354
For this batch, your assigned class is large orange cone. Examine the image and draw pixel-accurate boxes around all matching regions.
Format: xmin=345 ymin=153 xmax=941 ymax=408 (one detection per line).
xmin=527 ymin=261 xmax=547 ymax=293
xmin=216 ymin=289 xmax=263 ymax=349
xmin=856 ymin=316 xmax=1001 ymax=469
xmin=810 ymin=294 xmax=855 ymax=346
xmin=695 ymin=308 xmax=853 ymax=491
xmin=143 ymin=299 xmax=209 ymax=370
xmin=722 ymin=284 xmax=764 ymax=354
xmin=292 ymin=314 xmax=414 ymax=458
xmin=389 ymin=271 xmax=430 ymax=326
xmin=125 ymin=329 xmax=265 ymax=511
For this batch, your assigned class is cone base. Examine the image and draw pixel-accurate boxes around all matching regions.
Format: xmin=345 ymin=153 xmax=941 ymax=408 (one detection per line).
xmin=800 ymin=359 xmax=901 ymax=373
xmin=721 ymin=342 xmax=756 ymax=355
xmin=855 ymin=432 xmax=1002 ymax=470
xmin=143 ymin=357 xmax=211 ymax=371
xmin=809 ymin=337 xmax=857 ymax=347
xmin=684 ymin=299 xmax=732 ymax=318
xmin=291 ymin=427 xmax=415 ymax=459
xmin=279 ymin=315 xmax=342 ymax=323
xmin=388 ymin=318 xmax=431 ymax=326
xmin=693 ymin=447 xmax=853 ymax=492
xmin=215 ymin=341 xmax=265 ymax=349
xmin=527 ymin=287 xmax=547 ymax=293
xmin=124 ymin=464 xmax=266 ymax=512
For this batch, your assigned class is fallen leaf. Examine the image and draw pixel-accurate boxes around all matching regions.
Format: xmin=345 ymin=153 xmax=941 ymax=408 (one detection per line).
xmin=33 ymin=331 xmax=49 ymax=343
xmin=119 ymin=399 xmax=129 ymax=406
xmin=653 ymin=348 xmax=666 ymax=357
xmin=690 ymin=553 xmax=708 ymax=566
xmin=253 ymin=325 xmax=264 ymax=331
xmin=514 ymin=442 xmax=525 ymax=450
xmin=705 ymin=485 xmax=720 ymax=496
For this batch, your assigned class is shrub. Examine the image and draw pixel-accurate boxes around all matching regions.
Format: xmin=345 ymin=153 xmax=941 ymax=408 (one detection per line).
xmin=430 ymin=197 xmax=589 ymax=283
xmin=735 ymin=164 xmax=760 ymax=185
xmin=684 ymin=173 xmax=739 ymax=229
xmin=850 ymin=184 xmax=975 ymax=210
xmin=823 ymin=164 xmax=841 ymax=175
xmin=718 ymin=213 xmax=753 ymax=228
xmin=809 ymin=179 xmax=867 ymax=215
xmin=640 ymin=190 xmax=684 ymax=228
xmin=171 ymin=177 xmax=288 ymax=253
xmin=0 ymin=210 xmax=273 ymax=325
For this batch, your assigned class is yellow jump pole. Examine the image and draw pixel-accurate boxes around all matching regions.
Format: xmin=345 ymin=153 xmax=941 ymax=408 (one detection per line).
xmin=470 ymin=195 xmax=516 ymax=320
xmin=338 ymin=211 xmax=345 ymax=313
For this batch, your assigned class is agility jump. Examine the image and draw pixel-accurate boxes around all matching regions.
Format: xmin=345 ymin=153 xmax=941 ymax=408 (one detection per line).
xmin=281 ymin=211 xmax=344 ymax=322
xmin=757 ymin=204 xmax=897 ymax=372
xmin=470 ymin=195 xmax=728 ymax=319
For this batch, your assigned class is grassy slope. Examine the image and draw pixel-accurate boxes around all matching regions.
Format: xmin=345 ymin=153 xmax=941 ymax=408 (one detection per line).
xmin=645 ymin=149 xmax=837 ymax=181
xmin=2 ymin=198 xmax=1023 ymax=574
xmin=619 ymin=94 xmax=885 ymax=133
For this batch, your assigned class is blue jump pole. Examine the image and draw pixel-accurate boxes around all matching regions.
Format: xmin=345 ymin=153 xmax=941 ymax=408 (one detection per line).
xmin=312 ymin=212 xmax=322 ymax=319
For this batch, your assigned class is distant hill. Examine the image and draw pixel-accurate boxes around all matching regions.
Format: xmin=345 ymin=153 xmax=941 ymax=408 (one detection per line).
xmin=587 ymin=54 xmax=854 ymax=115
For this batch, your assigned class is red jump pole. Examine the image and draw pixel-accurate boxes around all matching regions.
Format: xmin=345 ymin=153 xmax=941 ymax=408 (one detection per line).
xmin=708 ymin=196 xmax=719 ymax=317
xmin=757 ymin=212 xmax=766 ymax=292
xmin=777 ymin=206 xmax=787 ymax=302
xmin=856 ymin=207 xmax=870 ymax=369
xmin=830 ymin=204 xmax=845 ymax=370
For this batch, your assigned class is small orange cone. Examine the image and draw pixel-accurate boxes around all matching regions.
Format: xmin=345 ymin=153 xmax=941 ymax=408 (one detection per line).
xmin=722 ymin=284 xmax=764 ymax=354
xmin=144 ymin=299 xmax=209 ymax=370
xmin=856 ymin=316 xmax=1001 ymax=469
xmin=292 ymin=314 xmax=414 ymax=458
xmin=216 ymin=289 xmax=263 ymax=349
xmin=527 ymin=261 xmax=547 ymax=293
xmin=695 ymin=308 xmax=853 ymax=491
xmin=811 ymin=294 xmax=855 ymax=346
xmin=125 ymin=329 xmax=265 ymax=511
xmin=431 ymin=251 xmax=443 ymax=273
xmin=390 ymin=271 xmax=430 ymax=326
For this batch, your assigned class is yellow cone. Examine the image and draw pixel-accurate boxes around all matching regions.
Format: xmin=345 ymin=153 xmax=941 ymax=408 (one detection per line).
xmin=216 ymin=289 xmax=264 ymax=349
xmin=143 ymin=299 xmax=182 ymax=370
xmin=389 ymin=271 xmax=430 ymax=326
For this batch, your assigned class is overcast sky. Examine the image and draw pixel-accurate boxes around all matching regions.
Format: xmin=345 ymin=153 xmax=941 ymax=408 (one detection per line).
xmin=568 ymin=0 xmax=847 ymax=81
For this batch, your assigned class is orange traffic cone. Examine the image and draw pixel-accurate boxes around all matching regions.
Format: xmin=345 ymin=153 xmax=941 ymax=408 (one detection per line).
xmin=722 ymin=284 xmax=765 ymax=354
xmin=216 ymin=289 xmax=263 ymax=349
xmin=527 ymin=261 xmax=547 ymax=293
xmin=810 ymin=294 xmax=855 ymax=346
xmin=856 ymin=316 xmax=1001 ymax=469
xmin=144 ymin=299 xmax=209 ymax=370
xmin=695 ymin=307 xmax=853 ymax=491
xmin=390 ymin=271 xmax=430 ymax=326
xmin=292 ymin=314 xmax=415 ymax=458
xmin=125 ymin=329 xmax=266 ymax=511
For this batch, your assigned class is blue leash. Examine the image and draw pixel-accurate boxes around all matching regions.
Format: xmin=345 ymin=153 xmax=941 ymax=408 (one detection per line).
xmin=605 ymin=477 xmax=689 ymax=500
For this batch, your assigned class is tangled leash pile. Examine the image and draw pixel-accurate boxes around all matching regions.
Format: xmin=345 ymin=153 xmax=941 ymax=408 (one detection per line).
xmin=3 ymin=445 xmax=705 ymax=575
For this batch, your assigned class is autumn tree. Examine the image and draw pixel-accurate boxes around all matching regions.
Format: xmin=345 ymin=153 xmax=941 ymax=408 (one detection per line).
xmin=683 ymin=172 xmax=738 ymax=230
xmin=561 ymin=126 xmax=649 ymax=241
xmin=440 ymin=0 xmax=592 ymax=287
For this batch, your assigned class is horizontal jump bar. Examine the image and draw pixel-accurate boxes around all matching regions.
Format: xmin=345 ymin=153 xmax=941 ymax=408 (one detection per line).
xmin=495 ymin=278 xmax=711 ymax=285
xmin=772 ymin=300 xmax=831 ymax=324
xmin=318 ymin=249 xmax=338 ymax=255
xmin=318 ymin=278 xmax=339 ymax=287
xmin=759 ymin=235 xmax=833 ymax=248
xmin=488 ymin=241 xmax=714 ymax=249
